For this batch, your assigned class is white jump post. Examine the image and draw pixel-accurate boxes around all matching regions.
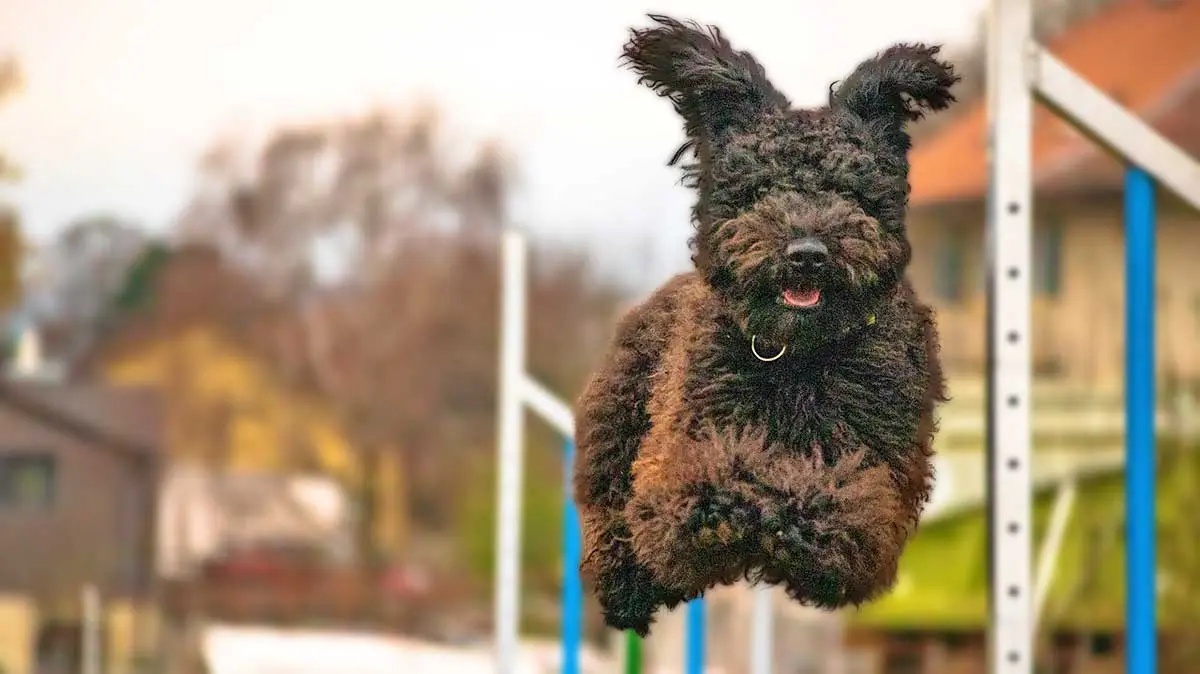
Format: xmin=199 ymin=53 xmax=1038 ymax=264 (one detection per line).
xmin=494 ymin=230 xmax=578 ymax=674
xmin=495 ymin=230 xmax=527 ymax=674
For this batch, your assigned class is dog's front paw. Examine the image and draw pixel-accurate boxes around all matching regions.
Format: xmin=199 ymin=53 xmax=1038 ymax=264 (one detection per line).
xmin=625 ymin=478 xmax=764 ymax=596
xmin=758 ymin=500 xmax=851 ymax=607
xmin=754 ymin=453 xmax=906 ymax=608
xmin=759 ymin=501 xmax=820 ymax=564
xmin=683 ymin=483 xmax=761 ymax=550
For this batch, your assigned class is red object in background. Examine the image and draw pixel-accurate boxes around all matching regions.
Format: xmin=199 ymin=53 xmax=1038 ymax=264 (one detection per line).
xmin=381 ymin=564 xmax=432 ymax=598
xmin=207 ymin=550 xmax=287 ymax=578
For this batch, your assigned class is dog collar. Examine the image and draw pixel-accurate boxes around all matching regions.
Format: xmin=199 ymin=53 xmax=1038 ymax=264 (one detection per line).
xmin=750 ymin=335 xmax=787 ymax=361
xmin=750 ymin=313 xmax=877 ymax=362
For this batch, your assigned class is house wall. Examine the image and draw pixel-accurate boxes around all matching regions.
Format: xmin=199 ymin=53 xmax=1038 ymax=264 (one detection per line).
xmin=0 ymin=406 xmax=153 ymax=606
xmin=0 ymin=595 xmax=35 ymax=674
xmin=101 ymin=326 xmax=408 ymax=557
xmin=908 ymin=194 xmax=1200 ymax=385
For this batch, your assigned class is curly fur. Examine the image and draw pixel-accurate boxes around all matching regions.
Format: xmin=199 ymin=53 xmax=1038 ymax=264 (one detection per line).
xmin=574 ymin=15 xmax=957 ymax=635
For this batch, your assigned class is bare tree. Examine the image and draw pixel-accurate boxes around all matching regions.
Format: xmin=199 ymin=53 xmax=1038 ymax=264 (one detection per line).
xmin=27 ymin=215 xmax=150 ymax=321
xmin=22 ymin=214 xmax=151 ymax=360
xmin=0 ymin=57 xmax=25 ymax=315
xmin=0 ymin=56 xmax=20 ymax=183
xmin=178 ymin=105 xmax=625 ymax=579
xmin=178 ymin=106 xmax=511 ymax=296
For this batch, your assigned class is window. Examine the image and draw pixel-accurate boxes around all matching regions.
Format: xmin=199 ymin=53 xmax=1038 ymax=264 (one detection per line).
xmin=1089 ymin=633 xmax=1115 ymax=656
xmin=0 ymin=453 xmax=57 ymax=509
xmin=1049 ymin=633 xmax=1079 ymax=674
xmin=942 ymin=632 xmax=968 ymax=652
xmin=1034 ymin=220 xmax=1064 ymax=297
xmin=934 ymin=227 xmax=966 ymax=303
xmin=883 ymin=632 xmax=925 ymax=674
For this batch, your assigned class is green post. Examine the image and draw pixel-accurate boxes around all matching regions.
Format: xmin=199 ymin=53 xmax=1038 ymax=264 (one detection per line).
xmin=623 ymin=631 xmax=642 ymax=674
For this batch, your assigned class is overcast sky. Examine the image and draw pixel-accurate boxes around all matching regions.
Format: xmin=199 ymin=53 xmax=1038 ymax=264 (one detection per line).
xmin=0 ymin=0 xmax=987 ymax=284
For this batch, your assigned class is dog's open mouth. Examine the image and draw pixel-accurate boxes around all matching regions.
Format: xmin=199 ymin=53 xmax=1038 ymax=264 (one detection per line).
xmin=782 ymin=286 xmax=822 ymax=309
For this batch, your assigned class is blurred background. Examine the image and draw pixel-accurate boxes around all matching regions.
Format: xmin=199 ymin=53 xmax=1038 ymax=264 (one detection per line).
xmin=0 ymin=0 xmax=1198 ymax=673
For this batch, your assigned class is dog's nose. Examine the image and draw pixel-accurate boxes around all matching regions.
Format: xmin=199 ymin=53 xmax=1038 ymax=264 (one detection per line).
xmin=785 ymin=238 xmax=828 ymax=269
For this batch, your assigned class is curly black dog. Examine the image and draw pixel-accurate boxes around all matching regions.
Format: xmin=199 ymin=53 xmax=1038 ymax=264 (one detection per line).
xmin=573 ymin=15 xmax=957 ymax=636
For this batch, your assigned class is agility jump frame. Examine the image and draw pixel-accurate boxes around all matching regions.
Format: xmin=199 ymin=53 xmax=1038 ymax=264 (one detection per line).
xmin=988 ymin=1 xmax=1200 ymax=673
xmin=495 ymin=0 xmax=1200 ymax=670
xmin=494 ymin=232 xmax=778 ymax=674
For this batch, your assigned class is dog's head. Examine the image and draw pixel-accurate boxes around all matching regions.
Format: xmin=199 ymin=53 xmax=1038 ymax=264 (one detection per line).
xmin=623 ymin=15 xmax=958 ymax=349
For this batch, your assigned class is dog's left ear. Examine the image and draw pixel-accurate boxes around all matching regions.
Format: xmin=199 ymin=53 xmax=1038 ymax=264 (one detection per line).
xmin=832 ymin=44 xmax=959 ymax=153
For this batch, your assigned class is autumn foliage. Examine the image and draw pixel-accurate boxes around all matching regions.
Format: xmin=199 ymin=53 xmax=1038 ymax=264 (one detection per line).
xmin=73 ymin=105 xmax=627 ymax=608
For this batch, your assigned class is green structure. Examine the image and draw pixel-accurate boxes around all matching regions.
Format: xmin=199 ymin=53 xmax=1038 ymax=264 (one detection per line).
xmin=853 ymin=440 xmax=1200 ymax=634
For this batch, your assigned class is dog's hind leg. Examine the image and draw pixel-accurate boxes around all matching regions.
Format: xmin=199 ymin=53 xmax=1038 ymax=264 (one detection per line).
xmin=574 ymin=281 xmax=687 ymax=634
xmin=578 ymin=505 xmax=686 ymax=635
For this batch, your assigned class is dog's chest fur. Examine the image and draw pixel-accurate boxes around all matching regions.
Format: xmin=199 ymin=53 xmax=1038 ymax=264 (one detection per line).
xmin=641 ymin=275 xmax=934 ymax=465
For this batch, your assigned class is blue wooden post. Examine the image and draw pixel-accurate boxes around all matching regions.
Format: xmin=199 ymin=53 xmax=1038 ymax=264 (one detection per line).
xmin=686 ymin=599 xmax=706 ymax=674
xmin=562 ymin=439 xmax=583 ymax=674
xmin=1124 ymin=166 xmax=1156 ymax=674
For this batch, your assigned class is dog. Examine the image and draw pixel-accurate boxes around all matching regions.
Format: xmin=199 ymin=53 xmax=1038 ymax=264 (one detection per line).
xmin=572 ymin=15 xmax=957 ymax=636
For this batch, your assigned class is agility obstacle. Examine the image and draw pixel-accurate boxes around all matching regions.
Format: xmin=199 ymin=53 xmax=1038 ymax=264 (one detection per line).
xmin=494 ymin=230 xmax=776 ymax=674
xmin=494 ymin=1 xmax=1200 ymax=672
xmin=987 ymin=0 xmax=1200 ymax=673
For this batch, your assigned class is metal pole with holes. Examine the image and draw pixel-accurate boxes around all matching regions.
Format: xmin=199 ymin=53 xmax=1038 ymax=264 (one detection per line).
xmin=987 ymin=0 xmax=1034 ymax=670
xmin=989 ymin=0 xmax=1200 ymax=671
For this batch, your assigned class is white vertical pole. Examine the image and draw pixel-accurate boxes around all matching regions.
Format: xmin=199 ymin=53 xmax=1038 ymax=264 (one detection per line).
xmin=987 ymin=0 xmax=1034 ymax=672
xmin=495 ymin=230 xmax=528 ymax=674
xmin=749 ymin=584 xmax=774 ymax=674
xmin=82 ymin=584 xmax=101 ymax=674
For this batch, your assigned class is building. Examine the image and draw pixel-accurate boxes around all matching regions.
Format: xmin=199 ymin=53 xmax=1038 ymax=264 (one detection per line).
xmin=0 ymin=381 xmax=161 ymax=602
xmin=0 ymin=376 xmax=163 ymax=674
xmin=79 ymin=243 xmax=409 ymax=556
xmin=906 ymin=0 xmax=1200 ymax=384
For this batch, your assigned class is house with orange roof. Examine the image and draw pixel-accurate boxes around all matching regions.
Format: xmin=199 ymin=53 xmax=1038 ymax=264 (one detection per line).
xmin=906 ymin=0 xmax=1200 ymax=386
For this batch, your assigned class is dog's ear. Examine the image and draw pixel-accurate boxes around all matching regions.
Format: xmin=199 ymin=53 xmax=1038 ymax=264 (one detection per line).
xmin=622 ymin=15 xmax=789 ymax=156
xmin=832 ymin=44 xmax=959 ymax=153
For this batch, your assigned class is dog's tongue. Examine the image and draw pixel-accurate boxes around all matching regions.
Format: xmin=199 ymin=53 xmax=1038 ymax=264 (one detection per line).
xmin=783 ymin=288 xmax=821 ymax=307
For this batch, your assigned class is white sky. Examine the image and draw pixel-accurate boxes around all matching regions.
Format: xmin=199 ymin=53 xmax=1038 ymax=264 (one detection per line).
xmin=0 ymin=0 xmax=987 ymax=283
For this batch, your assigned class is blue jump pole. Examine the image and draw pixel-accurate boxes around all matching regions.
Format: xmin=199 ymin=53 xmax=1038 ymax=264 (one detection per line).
xmin=1123 ymin=166 xmax=1156 ymax=674
xmin=686 ymin=599 xmax=706 ymax=674
xmin=563 ymin=439 xmax=584 ymax=674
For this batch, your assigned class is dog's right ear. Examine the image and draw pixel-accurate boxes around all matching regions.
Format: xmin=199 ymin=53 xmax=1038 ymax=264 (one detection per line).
xmin=622 ymin=15 xmax=788 ymax=158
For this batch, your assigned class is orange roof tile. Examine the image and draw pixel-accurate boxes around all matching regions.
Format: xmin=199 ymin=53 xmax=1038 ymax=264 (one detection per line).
xmin=909 ymin=0 xmax=1200 ymax=206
